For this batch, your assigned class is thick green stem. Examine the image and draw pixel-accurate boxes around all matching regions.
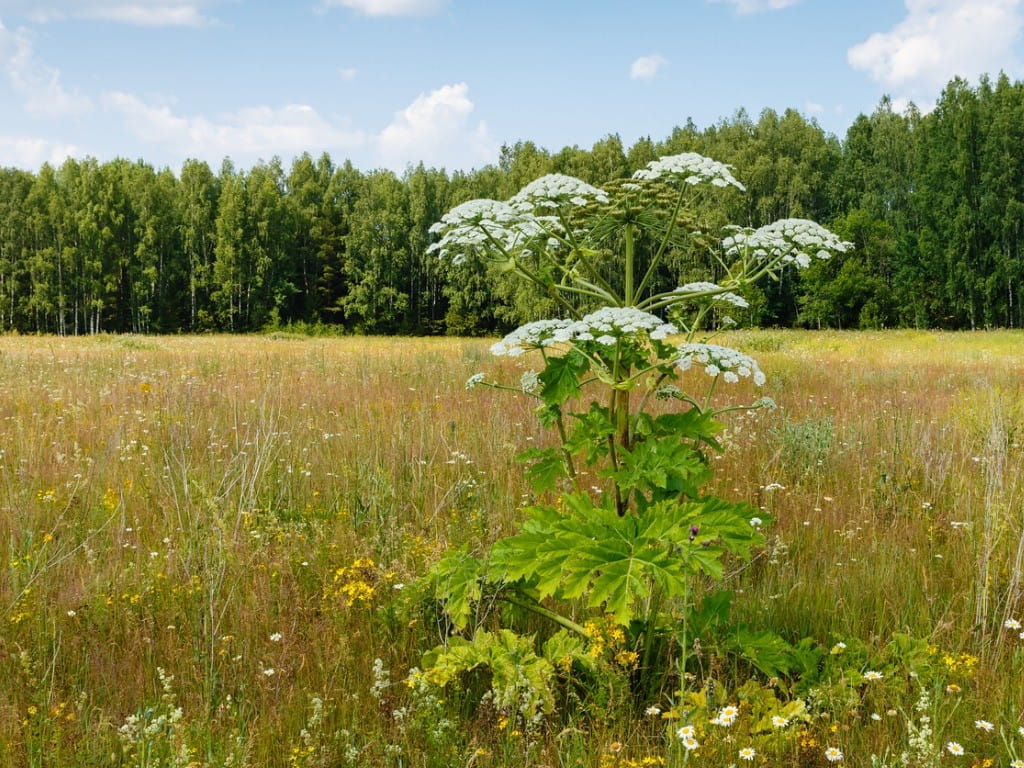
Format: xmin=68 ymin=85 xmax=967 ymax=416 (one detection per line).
xmin=624 ymin=223 xmax=636 ymax=307
xmin=501 ymin=592 xmax=587 ymax=636
xmin=635 ymin=184 xmax=687 ymax=300
xmin=552 ymin=407 xmax=583 ymax=494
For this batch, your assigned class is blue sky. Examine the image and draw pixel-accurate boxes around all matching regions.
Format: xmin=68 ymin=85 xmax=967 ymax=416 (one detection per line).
xmin=1 ymin=0 xmax=1022 ymax=173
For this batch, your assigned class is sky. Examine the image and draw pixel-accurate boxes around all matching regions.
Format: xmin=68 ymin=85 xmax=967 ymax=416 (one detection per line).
xmin=0 ymin=0 xmax=1022 ymax=174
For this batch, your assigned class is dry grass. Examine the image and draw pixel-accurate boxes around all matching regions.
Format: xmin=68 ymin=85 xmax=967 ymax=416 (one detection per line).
xmin=1 ymin=330 xmax=1023 ymax=766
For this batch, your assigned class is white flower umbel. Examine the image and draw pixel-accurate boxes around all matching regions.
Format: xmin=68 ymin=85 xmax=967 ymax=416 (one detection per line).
xmin=676 ymin=281 xmax=750 ymax=309
xmin=560 ymin=307 xmax=678 ymax=344
xmin=677 ymin=343 xmax=766 ymax=386
xmin=632 ymin=152 xmax=746 ymax=191
xmin=426 ymin=198 xmax=550 ymax=264
xmin=723 ymin=219 xmax=850 ymax=269
xmin=490 ymin=319 xmax=573 ymax=356
xmin=509 ymin=174 xmax=609 ymax=211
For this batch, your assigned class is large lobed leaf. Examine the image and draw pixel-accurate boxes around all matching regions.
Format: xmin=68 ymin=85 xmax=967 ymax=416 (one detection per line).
xmin=491 ymin=493 xmax=761 ymax=625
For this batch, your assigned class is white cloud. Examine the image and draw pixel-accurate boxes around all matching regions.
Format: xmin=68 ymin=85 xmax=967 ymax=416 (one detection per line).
xmin=0 ymin=21 xmax=92 ymax=117
xmin=630 ymin=54 xmax=667 ymax=80
xmin=101 ymin=82 xmax=494 ymax=171
xmin=376 ymin=82 xmax=495 ymax=171
xmin=320 ymin=0 xmax=445 ymax=16
xmin=712 ymin=0 xmax=803 ymax=13
xmin=104 ymin=91 xmax=366 ymax=163
xmin=2 ymin=1 xmax=217 ymax=26
xmin=848 ymin=0 xmax=1024 ymax=100
xmin=339 ymin=67 xmax=358 ymax=81
xmin=0 ymin=135 xmax=78 ymax=168
xmin=804 ymin=101 xmax=824 ymax=114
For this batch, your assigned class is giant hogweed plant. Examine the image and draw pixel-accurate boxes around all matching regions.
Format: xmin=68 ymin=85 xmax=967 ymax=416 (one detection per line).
xmin=414 ymin=154 xmax=850 ymax=720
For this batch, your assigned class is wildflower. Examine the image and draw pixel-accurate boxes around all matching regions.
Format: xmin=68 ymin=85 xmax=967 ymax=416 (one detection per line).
xmin=946 ymin=684 xmax=961 ymax=693
xmin=676 ymin=725 xmax=695 ymax=739
xmin=677 ymin=343 xmax=766 ymax=386
xmin=1010 ymin=760 xmax=1023 ymax=768
xmin=871 ymin=713 xmax=882 ymax=721
xmin=863 ymin=670 xmax=884 ymax=682
xmin=739 ymin=747 xmax=756 ymax=761
xmin=519 ymin=370 xmax=540 ymax=393
xmin=946 ymin=742 xmax=964 ymax=756
xmin=975 ymin=720 xmax=994 ymax=732
xmin=1005 ymin=618 xmax=1022 ymax=630
xmin=465 ymin=372 xmax=485 ymax=389
xmin=824 ymin=746 xmax=843 ymax=762
xmin=1019 ymin=726 xmax=1024 ymax=737
xmin=609 ymin=742 xmax=623 ymax=753
xmin=716 ymin=705 xmax=739 ymax=726
xmin=262 ymin=667 xmax=275 ymax=677
xmin=750 ymin=517 xmax=763 ymax=527
xmin=269 ymin=633 xmax=282 ymax=642
xmin=681 ymin=736 xmax=699 ymax=751
xmin=771 ymin=715 xmax=789 ymax=728
xmin=830 ymin=642 xmax=847 ymax=654
xmin=645 ymin=706 xmax=662 ymax=716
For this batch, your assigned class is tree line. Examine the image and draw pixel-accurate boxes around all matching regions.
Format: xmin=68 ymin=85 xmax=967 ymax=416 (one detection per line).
xmin=1 ymin=73 xmax=1023 ymax=335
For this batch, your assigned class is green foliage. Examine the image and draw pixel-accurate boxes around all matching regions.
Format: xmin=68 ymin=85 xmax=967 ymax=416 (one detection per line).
xmin=491 ymin=495 xmax=761 ymax=625
xmin=426 ymin=546 xmax=486 ymax=631
xmin=414 ymin=147 xmax=851 ymax=731
xmin=420 ymin=630 xmax=556 ymax=720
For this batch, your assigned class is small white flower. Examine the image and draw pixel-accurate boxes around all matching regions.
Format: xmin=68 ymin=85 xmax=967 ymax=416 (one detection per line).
xmin=1004 ymin=617 xmax=1021 ymax=630
xmin=646 ymin=706 xmax=662 ymax=716
xmin=824 ymin=746 xmax=844 ymax=762
xmin=519 ymin=370 xmax=540 ymax=393
xmin=871 ymin=713 xmax=882 ymax=721
xmin=262 ymin=667 xmax=276 ymax=677
xmin=771 ymin=715 xmax=789 ymax=728
xmin=681 ymin=735 xmax=699 ymax=751
xmin=946 ymin=741 xmax=964 ymax=756
xmin=269 ymin=633 xmax=282 ymax=642
xmin=716 ymin=705 xmax=739 ymax=726
xmin=975 ymin=719 xmax=994 ymax=732
xmin=863 ymin=670 xmax=883 ymax=682
xmin=739 ymin=747 xmax=756 ymax=761
xmin=465 ymin=372 xmax=485 ymax=389
xmin=750 ymin=517 xmax=763 ymax=527
xmin=66 ymin=610 xmax=76 ymax=617
xmin=676 ymin=725 xmax=695 ymax=738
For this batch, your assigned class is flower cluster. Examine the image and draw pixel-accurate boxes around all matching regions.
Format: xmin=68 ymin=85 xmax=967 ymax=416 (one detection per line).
xmin=675 ymin=281 xmax=750 ymax=309
xmin=489 ymin=308 xmax=677 ymax=356
xmin=722 ymin=219 xmax=850 ymax=268
xmin=509 ymin=173 xmax=609 ymax=211
xmin=489 ymin=319 xmax=573 ymax=356
xmin=426 ymin=199 xmax=553 ymax=264
xmin=632 ymin=152 xmax=746 ymax=191
xmin=677 ymin=343 xmax=766 ymax=385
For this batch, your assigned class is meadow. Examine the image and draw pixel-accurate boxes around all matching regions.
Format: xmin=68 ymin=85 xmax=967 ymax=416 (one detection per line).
xmin=1 ymin=330 xmax=1022 ymax=767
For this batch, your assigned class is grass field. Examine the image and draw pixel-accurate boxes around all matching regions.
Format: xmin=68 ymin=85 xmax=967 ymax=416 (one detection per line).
xmin=1 ymin=331 xmax=1023 ymax=767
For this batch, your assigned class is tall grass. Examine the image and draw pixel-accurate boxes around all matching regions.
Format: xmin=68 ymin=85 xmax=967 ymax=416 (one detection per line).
xmin=1 ymin=330 xmax=1022 ymax=766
